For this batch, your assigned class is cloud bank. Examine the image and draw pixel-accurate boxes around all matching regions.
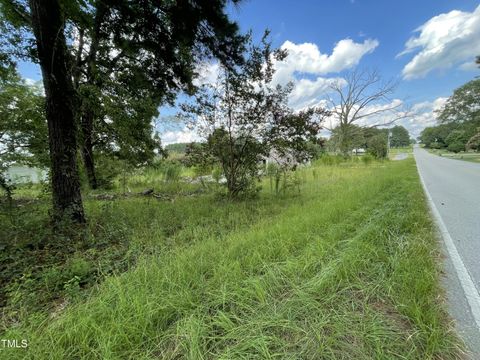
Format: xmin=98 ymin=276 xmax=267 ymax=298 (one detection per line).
xmin=400 ymin=5 xmax=480 ymax=79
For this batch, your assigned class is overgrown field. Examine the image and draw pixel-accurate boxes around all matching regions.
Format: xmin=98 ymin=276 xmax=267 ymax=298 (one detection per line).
xmin=1 ymin=159 xmax=462 ymax=359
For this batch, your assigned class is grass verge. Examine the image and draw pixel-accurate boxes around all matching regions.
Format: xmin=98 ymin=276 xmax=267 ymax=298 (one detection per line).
xmin=427 ymin=149 xmax=480 ymax=163
xmin=3 ymin=159 xmax=462 ymax=359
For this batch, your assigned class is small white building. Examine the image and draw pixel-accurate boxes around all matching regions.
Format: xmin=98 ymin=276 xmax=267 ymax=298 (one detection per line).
xmin=352 ymin=148 xmax=366 ymax=155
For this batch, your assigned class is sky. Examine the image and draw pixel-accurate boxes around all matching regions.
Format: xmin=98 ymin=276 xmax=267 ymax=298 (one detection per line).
xmin=16 ymin=0 xmax=480 ymax=144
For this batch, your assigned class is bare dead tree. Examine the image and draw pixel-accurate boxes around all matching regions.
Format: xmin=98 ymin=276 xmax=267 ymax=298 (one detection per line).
xmin=325 ymin=69 xmax=412 ymax=154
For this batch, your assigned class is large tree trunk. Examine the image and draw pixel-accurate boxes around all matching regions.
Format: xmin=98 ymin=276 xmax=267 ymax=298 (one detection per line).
xmin=29 ymin=0 xmax=86 ymax=223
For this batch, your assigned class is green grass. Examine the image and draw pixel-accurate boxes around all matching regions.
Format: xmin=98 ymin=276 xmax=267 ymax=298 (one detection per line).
xmin=388 ymin=146 xmax=413 ymax=160
xmin=2 ymin=159 xmax=462 ymax=359
xmin=427 ymin=148 xmax=480 ymax=163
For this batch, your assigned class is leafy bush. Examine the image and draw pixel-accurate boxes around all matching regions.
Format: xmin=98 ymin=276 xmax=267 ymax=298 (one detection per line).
xmin=430 ymin=141 xmax=443 ymax=149
xmin=367 ymin=134 xmax=387 ymax=159
xmin=447 ymin=141 xmax=464 ymax=153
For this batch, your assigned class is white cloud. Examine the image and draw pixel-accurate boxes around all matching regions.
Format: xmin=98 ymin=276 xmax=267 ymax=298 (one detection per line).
xmin=190 ymin=39 xmax=379 ymax=112
xmin=24 ymin=78 xmax=37 ymax=86
xmin=398 ymin=97 xmax=448 ymax=137
xmin=273 ymin=38 xmax=378 ymax=109
xmin=193 ymin=62 xmax=221 ymax=87
xmin=400 ymin=5 xmax=480 ymax=79
xmin=274 ymin=38 xmax=379 ymax=84
xmin=161 ymin=126 xmax=201 ymax=145
xmin=289 ymin=77 xmax=345 ymax=110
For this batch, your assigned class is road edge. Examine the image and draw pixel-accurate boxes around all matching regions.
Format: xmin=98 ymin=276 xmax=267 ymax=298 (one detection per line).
xmin=415 ymin=164 xmax=480 ymax=330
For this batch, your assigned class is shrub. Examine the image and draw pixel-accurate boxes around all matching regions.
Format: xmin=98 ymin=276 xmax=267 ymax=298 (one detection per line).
xmin=367 ymin=134 xmax=388 ymax=159
xmin=447 ymin=141 xmax=464 ymax=153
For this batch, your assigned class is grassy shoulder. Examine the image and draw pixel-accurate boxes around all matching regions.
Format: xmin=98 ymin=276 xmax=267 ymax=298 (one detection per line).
xmin=2 ymin=159 xmax=462 ymax=359
xmin=427 ymin=148 xmax=480 ymax=163
xmin=388 ymin=146 xmax=413 ymax=160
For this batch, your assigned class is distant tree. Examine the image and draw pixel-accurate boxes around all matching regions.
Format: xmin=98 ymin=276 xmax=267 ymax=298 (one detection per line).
xmin=0 ymin=68 xmax=47 ymax=168
xmin=165 ymin=143 xmax=191 ymax=154
xmin=390 ymin=125 xmax=410 ymax=147
xmin=0 ymin=67 xmax=46 ymax=198
xmin=328 ymin=124 xmax=365 ymax=154
xmin=420 ymin=78 xmax=480 ymax=152
xmin=181 ymin=32 xmax=328 ymax=197
xmin=367 ymin=134 xmax=388 ymax=159
xmin=445 ymin=130 xmax=468 ymax=153
xmin=437 ymin=79 xmax=480 ymax=126
xmin=419 ymin=124 xmax=454 ymax=148
xmin=326 ymin=69 xmax=410 ymax=155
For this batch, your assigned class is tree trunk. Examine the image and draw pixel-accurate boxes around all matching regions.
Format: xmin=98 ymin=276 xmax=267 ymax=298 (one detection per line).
xmin=29 ymin=0 xmax=86 ymax=223
xmin=80 ymin=110 xmax=98 ymax=189
xmin=76 ymin=2 xmax=107 ymax=190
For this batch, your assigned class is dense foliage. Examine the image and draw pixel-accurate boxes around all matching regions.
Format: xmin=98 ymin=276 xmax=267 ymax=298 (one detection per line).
xmin=328 ymin=124 xmax=389 ymax=158
xmin=390 ymin=125 xmax=410 ymax=148
xmin=0 ymin=0 xmax=245 ymax=221
xmin=420 ymin=78 xmax=480 ymax=153
xmin=181 ymin=33 xmax=328 ymax=197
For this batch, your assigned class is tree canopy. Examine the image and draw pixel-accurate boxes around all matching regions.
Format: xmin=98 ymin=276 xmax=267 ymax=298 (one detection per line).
xmin=421 ymin=78 xmax=480 ymax=153
xmin=0 ymin=0 xmax=246 ymax=223
xmin=390 ymin=125 xmax=410 ymax=148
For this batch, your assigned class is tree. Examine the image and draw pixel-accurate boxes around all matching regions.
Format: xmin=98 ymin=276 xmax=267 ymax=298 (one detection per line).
xmin=367 ymin=133 xmax=388 ymax=159
xmin=0 ymin=0 xmax=245 ymax=222
xmin=420 ymin=79 xmax=480 ymax=152
xmin=69 ymin=0 xmax=246 ymax=189
xmin=328 ymin=124 xmax=365 ymax=154
xmin=181 ymin=32 xmax=328 ymax=197
xmin=445 ymin=129 xmax=469 ymax=153
xmin=437 ymin=78 xmax=480 ymax=126
xmin=25 ymin=0 xmax=86 ymax=222
xmin=0 ymin=67 xmax=46 ymax=200
xmin=390 ymin=125 xmax=410 ymax=147
xmin=419 ymin=125 xmax=451 ymax=148
xmin=0 ymin=68 xmax=47 ymax=167
xmin=326 ymin=69 xmax=410 ymax=155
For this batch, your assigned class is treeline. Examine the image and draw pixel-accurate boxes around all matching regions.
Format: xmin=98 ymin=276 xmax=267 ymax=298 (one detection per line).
xmin=326 ymin=124 xmax=411 ymax=157
xmin=420 ymin=78 xmax=480 ymax=152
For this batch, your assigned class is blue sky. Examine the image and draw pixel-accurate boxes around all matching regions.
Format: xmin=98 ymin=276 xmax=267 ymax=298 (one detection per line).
xmin=16 ymin=0 xmax=480 ymax=143
xmin=228 ymin=0 xmax=479 ymax=99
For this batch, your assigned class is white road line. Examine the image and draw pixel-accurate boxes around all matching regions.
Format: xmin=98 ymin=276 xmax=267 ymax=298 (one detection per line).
xmin=417 ymin=167 xmax=480 ymax=330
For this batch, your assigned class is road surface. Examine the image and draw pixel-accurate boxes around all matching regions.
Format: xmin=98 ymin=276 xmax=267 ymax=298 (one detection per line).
xmin=414 ymin=147 xmax=480 ymax=358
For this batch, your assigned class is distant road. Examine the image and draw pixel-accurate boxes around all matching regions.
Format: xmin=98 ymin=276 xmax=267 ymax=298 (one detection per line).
xmin=414 ymin=147 xmax=480 ymax=357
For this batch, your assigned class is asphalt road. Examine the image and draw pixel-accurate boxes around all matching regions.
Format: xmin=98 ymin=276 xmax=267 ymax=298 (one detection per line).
xmin=414 ymin=147 xmax=480 ymax=357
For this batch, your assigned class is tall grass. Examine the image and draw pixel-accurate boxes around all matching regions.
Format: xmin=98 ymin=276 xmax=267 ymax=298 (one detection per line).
xmin=4 ymin=159 xmax=462 ymax=359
